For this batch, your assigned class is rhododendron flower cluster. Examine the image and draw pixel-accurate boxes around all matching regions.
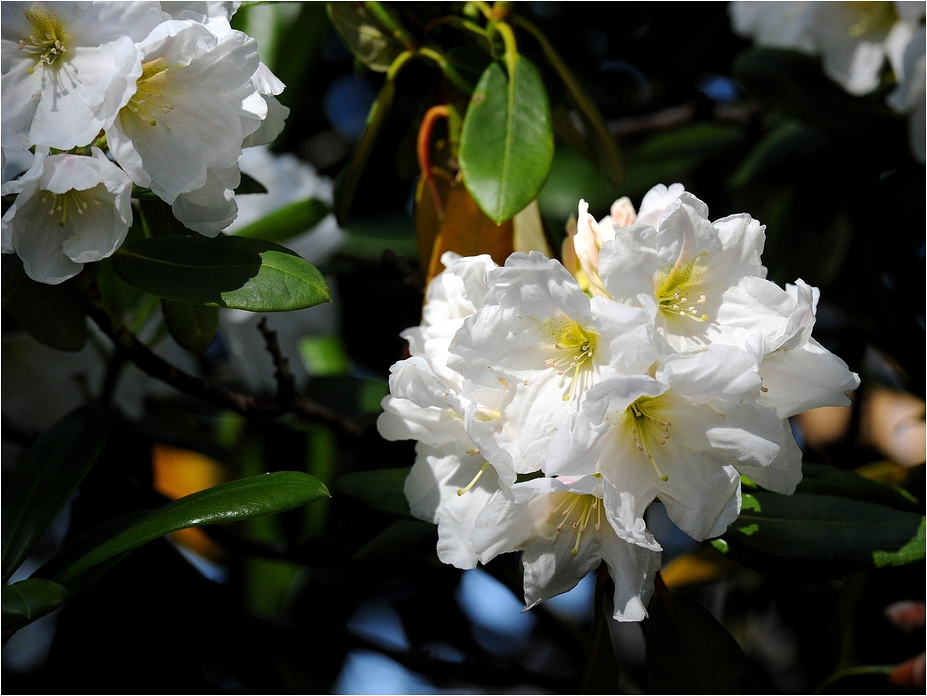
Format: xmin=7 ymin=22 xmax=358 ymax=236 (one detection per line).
xmin=379 ymin=184 xmax=860 ymax=621
xmin=1 ymin=1 xmax=289 ymax=283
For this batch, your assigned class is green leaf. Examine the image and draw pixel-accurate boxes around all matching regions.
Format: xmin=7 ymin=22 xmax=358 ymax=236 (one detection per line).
xmin=459 ymin=56 xmax=554 ymax=224
xmin=111 ymin=235 xmax=330 ymax=312
xmin=46 ymin=472 xmax=330 ymax=587
xmin=2 ymin=579 xmax=69 ymax=633
xmin=352 ymin=520 xmax=437 ymax=564
xmin=334 ymin=467 xmax=411 ymax=517
xmin=1 ymin=405 xmax=117 ymax=583
xmin=646 ymin=580 xmax=762 ymax=694
xmin=161 ymin=299 xmax=219 ymax=354
xmin=723 ymin=491 xmax=925 ymax=578
xmin=1 ymin=254 xmax=87 ymax=352
xmin=327 ymin=2 xmax=405 ymax=72
xmin=233 ymin=198 xmax=331 ymax=244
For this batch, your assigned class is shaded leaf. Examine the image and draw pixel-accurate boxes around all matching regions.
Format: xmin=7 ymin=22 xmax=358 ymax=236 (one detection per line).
xmin=2 ymin=579 xmax=68 ymax=633
xmin=327 ymin=2 xmax=406 ymax=72
xmin=646 ymin=578 xmax=762 ymax=693
xmin=334 ymin=68 xmax=403 ymax=226
xmin=352 ymin=519 xmax=437 ymax=564
xmin=233 ymin=198 xmax=331 ymax=244
xmin=161 ymin=300 xmax=219 ymax=354
xmin=334 ymin=467 xmax=412 ymax=517
xmin=236 ymin=172 xmax=268 ymax=196
xmin=111 ymin=235 xmax=330 ymax=312
xmin=459 ymin=56 xmax=554 ymax=224
xmin=46 ymin=472 xmax=330 ymax=587
xmin=515 ymin=15 xmax=623 ymax=188
xmin=1 ymin=405 xmax=117 ymax=583
xmin=1 ymin=254 xmax=87 ymax=352
xmin=722 ymin=491 xmax=925 ymax=578
xmin=582 ymin=568 xmax=619 ymax=693
xmin=798 ymin=463 xmax=919 ymax=512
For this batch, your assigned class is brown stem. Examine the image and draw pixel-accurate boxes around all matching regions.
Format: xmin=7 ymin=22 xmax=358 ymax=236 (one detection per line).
xmin=80 ymin=282 xmax=368 ymax=438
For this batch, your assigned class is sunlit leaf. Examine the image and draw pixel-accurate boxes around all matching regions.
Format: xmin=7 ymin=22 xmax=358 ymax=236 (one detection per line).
xmin=327 ymin=2 xmax=406 ymax=72
xmin=334 ymin=467 xmax=412 ymax=517
xmin=1 ymin=405 xmax=117 ymax=583
xmin=2 ymin=579 xmax=68 ymax=633
xmin=161 ymin=300 xmax=219 ymax=355
xmin=646 ymin=579 xmax=762 ymax=693
xmin=1 ymin=254 xmax=87 ymax=352
xmin=45 ymin=472 xmax=330 ymax=587
xmin=459 ymin=56 xmax=554 ymax=224
xmin=111 ymin=236 xmax=330 ymax=312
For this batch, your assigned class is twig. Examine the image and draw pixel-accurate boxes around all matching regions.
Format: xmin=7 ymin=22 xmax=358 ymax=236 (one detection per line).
xmin=256 ymin=318 xmax=298 ymax=404
xmin=80 ymin=284 xmax=368 ymax=438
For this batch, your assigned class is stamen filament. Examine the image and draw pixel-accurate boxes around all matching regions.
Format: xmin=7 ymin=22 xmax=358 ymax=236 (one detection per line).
xmin=457 ymin=461 xmax=490 ymax=496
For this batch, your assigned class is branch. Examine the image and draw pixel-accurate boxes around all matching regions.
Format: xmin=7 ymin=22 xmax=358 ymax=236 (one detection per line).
xmin=80 ymin=284 xmax=368 ymax=438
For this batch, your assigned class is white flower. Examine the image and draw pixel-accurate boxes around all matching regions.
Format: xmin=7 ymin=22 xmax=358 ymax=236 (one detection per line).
xmin=545 ymin=344 xmax=785 ymax=541
xmin=105 ymin=17 xmax=258 ymax=208
xmin=1 ymin=147 xmax=132 ymax=284
xmin=596 ymin=190 xmax=769 ymax=352
xmin=447 ymin=251 xmax=654 ymax=475
xmin=0 ymin=1 xmax=163 ymax=151
xmin=472 ymin=475 xmax=661 ymax=621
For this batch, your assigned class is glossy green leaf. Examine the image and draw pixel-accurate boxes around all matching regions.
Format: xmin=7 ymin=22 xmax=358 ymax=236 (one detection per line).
xmin=1 ymin=254 xmax=87 ymax=352
xmin=459 ymin=56 xmax=554 ymax=224
xmin=233 ymin=198 xmax=330 ymax=244
xmin=47 ymin=472 xmax=330 ymax=587
xmin=327 ymin=2 xmax=405 ymax=72
xmin=723 ymin=491 xmax=925 ymax=578
xmin=334 ymin=467 xmax=412 ymax=517
xmin=111 ymin=235 xmax=330 ymax=312
xmin=1 ymin=405 xmax=117 ymax=583
xmin=161 ymin=299 xmax=219 ymax=354
xmin=2 ymin=579 xmax=69 ymax=633
xmin=646 ymin=580 xmax=762 ymax=694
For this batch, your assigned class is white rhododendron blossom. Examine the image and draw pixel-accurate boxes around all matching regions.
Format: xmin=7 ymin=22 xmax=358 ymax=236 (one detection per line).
xmin=0 ymin=1 xmax=163 ymax=151
xmin=1 ymin=147 xmax=133 ymax=284
xmin=382 ymin=183 xmax=860 ymax=621
xmin=1 ymin=1 xmax=290 ymax=281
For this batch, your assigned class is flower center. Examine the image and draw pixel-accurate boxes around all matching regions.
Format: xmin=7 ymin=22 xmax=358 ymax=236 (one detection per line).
xmin=656 ymin=257 xmax=709 ymax=323
xmin=535 ymin=317 xmax=598 ymax=401
xmin=125 ymin=59 xmax=175 ymax=127
xmin=551 ymin=493 xmax=602 ymax=556
xmin=19 ymin=7 xmax=68 ymax=72
xmin=40 ymin=187 xmax=103 ymax=228
xmin=626 ymin=396 xmax=672 ymax=482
